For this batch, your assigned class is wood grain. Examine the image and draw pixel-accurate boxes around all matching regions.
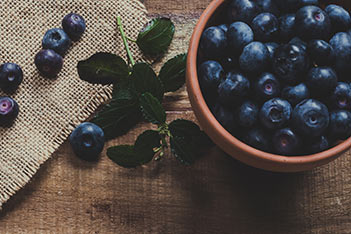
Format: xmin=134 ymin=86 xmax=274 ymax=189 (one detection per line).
xmin=0 ymin=0 xmax=351 ymax=233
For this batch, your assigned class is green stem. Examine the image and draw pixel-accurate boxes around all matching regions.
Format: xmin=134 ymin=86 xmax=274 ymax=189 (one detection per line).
xmin=127 ymin=36 xmax=137 ymax=43
xmin=117 ymin=16 xmax=135 ymax=66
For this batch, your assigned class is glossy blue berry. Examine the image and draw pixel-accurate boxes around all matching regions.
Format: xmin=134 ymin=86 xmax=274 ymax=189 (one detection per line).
xmin=274 ymin=0 xmax=319 ymax=13
xmin=200 ymin=26 xmax=228 ymax=59
xmin=0 ymin=63 xmax=23 ymax=93
xmin=198 ymin=61 xmax=225 ymax=95
xmin=42 ymin=28 xmax=71 ymax=55
xmin=0 ymin=97 xmax=19 ymax=127
xmin=218 ymin=71 xmax=250 ymax=105
xmin=330 ymin=32 xmax=351 ymax=76
xmin=62 ymin=13 xmax=86 ymax=41
xmin=273 ymin=128 xmax=300 ymax=155
xmin=228 ymin=0 xmax=260 ymax=24
xmin=330 ymin=82 xmax=351 ymax=110
xmin=306 ymin=67 xmax=338 ymax=97
xmin=227 ymin=22 xmax=254 ymax=54
xmin=236 ymin=100 xmax=259 ymax=128
xmin=244 ymin=128 xmax=271 ymax=152
xmin=265 ymin=42 xmax=279 ymax=62
xmin=212 ymin=103 xmax=236 ymax=132
xmin=252 ymin=13 xmax=279 ymax=42
xmin=329 ymin=110 xmax=351 ymax=140
xmin=254 ymin=72 xmax=280 ymax=102
xmin=259 ymin=98 xmax=292 ymax=129
xmin=35 ymin=49 xmax=63 ymax=78
xmin=69 ymin=122 xmax=105 ymax=161
xmin=325 ymin=4 xmax=351 ymax=33
xmin=255 ymin=0 xmax=279 ymax=15
xmin=307 ymin=39 xmax=334 ymax=66
xmin=292 ymin=99 xmax=329 ymax=137
xmin=281 ymin=83 xmax=310 ymax=107
xmin=289 ymin=37 xmax=307 ymax=51
xmin=239 ymin=41 xmax=269 ymax=74
xmin=279 ymin=14 xmax=296 ymax=42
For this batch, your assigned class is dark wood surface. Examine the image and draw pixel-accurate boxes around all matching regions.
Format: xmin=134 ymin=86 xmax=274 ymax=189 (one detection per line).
xmin=0 ymin=0 xmax=351 ymax=233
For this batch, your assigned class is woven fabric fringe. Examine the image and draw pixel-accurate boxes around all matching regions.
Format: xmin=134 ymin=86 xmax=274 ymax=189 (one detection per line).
xmin=0 ymin=0 xmax=148 ymax=209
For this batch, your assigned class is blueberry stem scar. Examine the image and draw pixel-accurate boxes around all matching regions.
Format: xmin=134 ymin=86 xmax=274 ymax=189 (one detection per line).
xmin=117 ymin=16 xmax=135 ymax=66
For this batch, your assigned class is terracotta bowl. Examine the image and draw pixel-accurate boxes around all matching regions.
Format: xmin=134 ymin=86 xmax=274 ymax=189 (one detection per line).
xmin=186 ymin=0 xmax=351 ymax=172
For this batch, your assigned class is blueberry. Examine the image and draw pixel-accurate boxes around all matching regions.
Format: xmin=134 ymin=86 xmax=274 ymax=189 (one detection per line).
xmin=239 ymin=41 xmax=269 ymax=74
xmin=307 ymin=39 xmax=334 ymax=66
xmin=211 ymin=103 xmax=236 ymax=132
xmin=42 ymin=28 xmax=71 ymax=55
xmin=259 ymin=98 xmax=292 ymax=129
xmin=228 ymin=0 xmax=260 ymax=24
xmin=254 ymin=72 xmax=280 ymax=102
xmin=265 ymin=42 xmax=279 ymax=61
xmin=35 ymin=49 xmax=63 ymax=78
xmin=62 ymin=13 xmax=86 ymax=41
xmin=325 ymin=4 xmax=351 ymax=33
xmin=243 ymin=128 xmax=271 ymax=152
xmin=200 ymin=26 xmax=228 ymax=59
xmin=289 ymin=37 xmax=307 ymax=51
xmin=272 ymin=128 xmax=300 ymax=155
xmin=0 ymin=63 xmax=23 ymax=93
xmin=329 ymin=32 xmax=351 ymax=76
xmin=254 ymin=0 xmax=279 ymax=15
xmin=306 ymin=67 xmax=338 ymax=96
xmin=0 ymin=97 xmax=19 ymax=127
xmin=292 ymin=99 xmax=329 ymax=137
xmin=306 ymin=135 xmax=329 ymax=154
xmin=274 ymin=0 xmax=319 ymax=13
xmin=295 ymin=6 xmax=331 ymax=40
xmin=273 ymin=43 xmax=309 ymax=84
xmin=329 ymin=110 xmax=351 ymax=140
xmin=281 ymin=83 xmax=310 ymax=107
xmin=330 ymin=82 xmax=351 ymax=110
xmin=251 ymin=13 xmax=279 ymax=42
xmin=279 ymin=14 xmax=296 ymax=42
xmin=227 ymin=22 xmax=254 ymax=54
xmin=219 ymin=56 xmax=239 ymax=72
xmin=198 ymin=61 xmax=225 ymax=96
xmin=69 ymin=122 xmax=105 ymax=161
xmin=236 ymin=100 xmax=259 ymax=128
xmin=218 ymin=71 xmax=250 ymax=105
xmin=218 ymin=24 xmax=229 ymax=33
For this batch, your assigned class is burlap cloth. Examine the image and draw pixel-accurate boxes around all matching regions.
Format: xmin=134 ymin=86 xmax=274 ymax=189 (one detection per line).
xmin=0 ymin=0 xmax=148 ymax=208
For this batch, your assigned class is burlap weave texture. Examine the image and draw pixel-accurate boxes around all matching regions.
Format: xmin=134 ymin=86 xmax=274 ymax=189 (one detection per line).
xmin=0 ymin=0 xmax=148 ymax=208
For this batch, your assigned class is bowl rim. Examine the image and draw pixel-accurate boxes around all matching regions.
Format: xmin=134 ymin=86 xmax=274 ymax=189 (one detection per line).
xmin=186 ymin=0 xmax=351 ymax=167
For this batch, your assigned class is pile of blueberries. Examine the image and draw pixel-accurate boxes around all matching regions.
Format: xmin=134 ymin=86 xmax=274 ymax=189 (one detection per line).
xmin=199 ymin=0 xmax=351 ymax=155
xmin=35 ymin=13 xmax=86 ymax=78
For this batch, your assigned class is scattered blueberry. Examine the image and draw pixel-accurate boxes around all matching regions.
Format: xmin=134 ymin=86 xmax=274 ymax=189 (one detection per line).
xmin=198 ymin=60 xmax=224 ymax=95
xmin=265 ymin=42 xmax=279 ymax=62
xmin=306 ymin=67 xmax=338 ymax=96
xmin=292 ymin=99 xmax=329 ymax=137
xmin=279 ymin=14 xmax=296 ymax=42
xmin=254 ymin=72 xmax=280 ymax=102
xmin=325 ymin=4 xmax=351 ymax=33
xmin=228 ymin=0 xmax=260 ymax=24
xmin=212 ymin=103 xmax=236 ymax=132
xmin=0 ymin=63 xmax=23 ymax=93
xmin=307 ymin=39 xmax=334 ymax=66
xmin=236 ymin=100 xmax=259 ymax=128
xmin=69 ymin=122 xmax=105 ymax=161
xmin=218 ymin=71 xmax=250 ymax=106
xmin=289 ymin=37 xmax=307 ymax=51
xmin=259 ymin=98 xmax=292 ymax=129
xmin=42 ymin=28 xmax=71 ymax=55
xmin=330 ymin=82 xmax=351 ymax=110
xmin=252 ymin=13 xmax=279 ymax=42
xmin=0 ymin=97 xmax=19 ymax=127
xmin=272 ymin=128 xmax=300 ymax=155
xmin=329 ymin=110 xmax=351 ymax=140
xmin=244 ymin=128 xmax=271 ymax=152
xmin=329 ymin=32 xmax=351 ymax=75
xmin=227 ymin=22 xmax=254 ymax=54
xmin=306 ymin=135 xmax=329 ymax=154
xmin=35 ymin=49 xmax=63 ymax=78
xmin=281 ymin=83 xmax=310 ymax=106
xmin=295 ymin=6 xmax=331 ymax=40
xmin=200 ymin=26 xmax=227 ymax=59
xmin=62 ymin=13 xmax=86 ymax=41
xmin=239 ymin=41 xmax=269 ymax=74
xmin=273 ymin=43 xmax=309 ymax=84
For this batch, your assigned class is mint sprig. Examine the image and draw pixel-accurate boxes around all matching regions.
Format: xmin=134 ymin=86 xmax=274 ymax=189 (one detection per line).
xmin=77 ymin=16 xmax=212 ymax=167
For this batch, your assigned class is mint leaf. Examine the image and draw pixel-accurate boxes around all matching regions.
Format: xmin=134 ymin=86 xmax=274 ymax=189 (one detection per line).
xmin=107 ymin=145 xmax=154 ymax=168
xmin=135 ymin=130 xmax=161 ymax=154
xmin=93 ymin=93 xmax=142 ymax=140
xmin=139 ymin=92 xmax=166 ymax=125
xmin=131 ymin=63 xmax=164 ymax=101
xmin=136 ymin=18 xmax=175 ymax=56
xmin=159 ymin=54 xmax=187 ymax=92
xmin=77 ymin=52 xmax=129 ymax=85
xmin=169 ymin=119 xmax=213 ymax=165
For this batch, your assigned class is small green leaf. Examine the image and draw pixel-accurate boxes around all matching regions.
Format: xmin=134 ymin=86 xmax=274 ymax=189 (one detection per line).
xmin=107 ymin=145 xmax=154 ymax=168
xmin=134 ymin=130 xmax=161 ymax=154
xmin=131 ymin=63 xmax=164 ymax=101
xmin=169 ymin=119 xmax=201 ymax=137
xmin=136 ymin=18 xmax=175 ymax=56
xmin=93 ymin=94 xmax=142 ymax=140
xmin=139 ymin=93 xmax=166 ymax=125
xmin=77 ymin=52 xmax=129 ymax=85
xmin=159 ymin=54 xmax=187 ymax=92
xmin=170 ymin=136 xmax=200 ymax=165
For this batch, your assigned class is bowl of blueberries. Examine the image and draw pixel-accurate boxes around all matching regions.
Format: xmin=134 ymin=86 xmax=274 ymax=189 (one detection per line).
xmin=186 ymin=0 xmax=351 ymax=172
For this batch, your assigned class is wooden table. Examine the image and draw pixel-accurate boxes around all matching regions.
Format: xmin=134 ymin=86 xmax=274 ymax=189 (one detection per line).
xmin=1 ymin=0 xmax=351 ymax=233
